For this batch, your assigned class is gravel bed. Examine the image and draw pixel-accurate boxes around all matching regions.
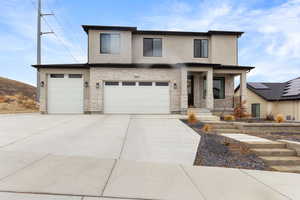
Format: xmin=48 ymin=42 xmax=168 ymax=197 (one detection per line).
xmin=182 ymin=120 xmax=268 ymax=170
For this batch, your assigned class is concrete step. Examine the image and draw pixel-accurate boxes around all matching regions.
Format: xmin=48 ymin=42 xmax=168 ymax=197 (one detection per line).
xmin=259 ymin=156 xmax=300 ymax=165
xmin=246 ymin=142 xmax=286 ymax=149
xmin=205 ymin=124 xmax=237 ymax=129
xmin=251 ymin=148 xmax=296 ymax=156
xmin=214 ymin=128 xmax=241 ymax=133
xmin=270 ymin=165 xmax=300 ymax=173
xmin=189 ymin=108 xmax=211 ymax=113
xmin=197 ymin=115 xmax=220 ymax=122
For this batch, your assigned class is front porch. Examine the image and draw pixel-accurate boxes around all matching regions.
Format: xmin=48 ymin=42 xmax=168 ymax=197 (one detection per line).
xmin=180 ymin=66 xmax=248 ymax=115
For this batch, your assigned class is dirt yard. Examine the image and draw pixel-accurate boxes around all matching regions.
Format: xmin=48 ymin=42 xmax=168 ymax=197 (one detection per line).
xmin=0 ymin=95 xmax=39 ymax=114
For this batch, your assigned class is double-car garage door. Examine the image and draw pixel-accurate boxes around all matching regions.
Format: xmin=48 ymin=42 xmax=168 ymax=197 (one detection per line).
xmin=104 ymin=81 xmax=170 ymax=114
xmin=47 ymin=74 xmax=170 ymax=114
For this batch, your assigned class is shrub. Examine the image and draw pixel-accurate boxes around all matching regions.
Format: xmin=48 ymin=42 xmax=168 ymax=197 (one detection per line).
xmin=0 ymin=103 xmax=9 ymax=111
xmin=266 ymin=113 xmax=274 ymax=121
xmin=22 ymin=99 xmax=38 ymax=110
xmin=202 ymin=124 xmax=213 ymax=133
xmin=233 ymin=100 xmax=250 ymax=119
xmin=187 ymin=112 xmax=198 ymax=124
xmin=224 ymin=115 xmax=235 ymax=121
xmin=0 ymin=96 xmax=5 ymax=103
xmin=275 ymin=114 xmax=284 ymax=123
xmin=0 ymin=96 xmax=13 ymax=103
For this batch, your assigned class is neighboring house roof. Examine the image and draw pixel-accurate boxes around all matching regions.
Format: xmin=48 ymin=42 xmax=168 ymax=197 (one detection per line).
xmin=235 ymin=77 xmax=300 ymax=101
xmin=32 ymin=63 xmax=254 ymax=70
xmin=82 ymin=25 xmax=244 ymax=37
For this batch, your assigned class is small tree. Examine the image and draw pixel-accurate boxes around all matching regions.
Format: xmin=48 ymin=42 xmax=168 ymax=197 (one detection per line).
xmin=233 ymin=100 xmax=250 ymax=119
xmin=202 ymin=124 xmax=213 ymax=133
xmin=187 ymin=112 xmax=198 ymax=124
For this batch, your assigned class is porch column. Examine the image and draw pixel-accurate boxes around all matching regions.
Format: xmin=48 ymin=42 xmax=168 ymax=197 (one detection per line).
xmin=193 ymin=74 xmax=201 ymax=107
xmin=206 ymin=69 xmax=214 ymax=110
xmin=180 ymin=67 xmax=188 ymax=114
xmin=240 ymin=71 xmax=247 ymax=103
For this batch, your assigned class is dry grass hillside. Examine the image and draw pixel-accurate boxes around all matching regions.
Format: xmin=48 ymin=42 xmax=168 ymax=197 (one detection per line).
xmin=0 ymin=77 xmax=39 ymax=114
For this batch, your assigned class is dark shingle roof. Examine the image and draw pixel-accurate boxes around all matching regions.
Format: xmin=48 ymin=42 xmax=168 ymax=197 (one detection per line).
xmin=32 ymin=63 xmax=254 ymax=70
xmin=82 ymin=25 xmax=244 ymax=37
xmin=236 ymin=78 xmax=300 ymax=101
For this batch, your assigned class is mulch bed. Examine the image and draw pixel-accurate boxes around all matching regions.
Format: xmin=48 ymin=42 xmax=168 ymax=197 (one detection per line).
xmin=182 ymin=120 xmax=268 ymax=170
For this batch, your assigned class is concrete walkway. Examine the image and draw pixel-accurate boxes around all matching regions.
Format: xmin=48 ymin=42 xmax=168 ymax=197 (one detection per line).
xmin=0 ymin=114 xmax=199 ymax=165
xmin=0 ymin=151 xmax=299 ymax=200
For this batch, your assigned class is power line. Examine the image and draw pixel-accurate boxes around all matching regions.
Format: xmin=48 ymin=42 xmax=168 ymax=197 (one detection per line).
xmin=42 ymin=17 xmax=80 ymax=63
xmin=44 ymin=0 xmax=86 ymax=56
xmin=28 ymin=0 xmax=81 ymax=63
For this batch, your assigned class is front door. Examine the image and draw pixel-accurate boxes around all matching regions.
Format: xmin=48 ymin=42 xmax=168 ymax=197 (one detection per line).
xmin=187 ymin=75 xmax=194 ymax=107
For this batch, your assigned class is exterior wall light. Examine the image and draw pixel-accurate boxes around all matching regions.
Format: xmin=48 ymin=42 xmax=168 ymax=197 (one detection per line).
xmin=84 ymin=81 xmax=89 ymax=88
xmin=173 ymin=83 xmax=177 ymax=89
xmin=40 ymin=81 xmax=45 ymax=87
xmin=96 ymin=82 xmax=100 ymax=89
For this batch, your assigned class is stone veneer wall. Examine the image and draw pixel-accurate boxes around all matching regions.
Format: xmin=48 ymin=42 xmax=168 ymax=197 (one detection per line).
xmin=89 ymin=67 xmax=182 ymax=113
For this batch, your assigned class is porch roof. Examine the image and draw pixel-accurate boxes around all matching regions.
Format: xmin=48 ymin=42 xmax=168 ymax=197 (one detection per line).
xmin=32 ymin=63 xmax=254 ymax=71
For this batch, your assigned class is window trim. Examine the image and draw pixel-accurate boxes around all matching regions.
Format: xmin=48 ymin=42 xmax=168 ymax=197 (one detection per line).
xmin=143 ymin=38 xmax=162 ymax=57
xmin=100 ymin=33 xmax=120 ymax=54
xmin=194 ymin=39 xmax=209 ymax=58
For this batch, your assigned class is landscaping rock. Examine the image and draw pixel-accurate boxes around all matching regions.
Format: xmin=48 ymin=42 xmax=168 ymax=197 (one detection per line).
xmin=181 ymin=120 xmax=268 ymax=171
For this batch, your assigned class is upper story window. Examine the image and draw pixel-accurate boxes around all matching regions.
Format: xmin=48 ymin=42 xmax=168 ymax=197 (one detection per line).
xmin=143 ymin=38 xmax=162 ymax=57
xmin=100 ymin=33 xmax=120 ymax=54
xmin=194 ymin=39 xmax=208 ymax=58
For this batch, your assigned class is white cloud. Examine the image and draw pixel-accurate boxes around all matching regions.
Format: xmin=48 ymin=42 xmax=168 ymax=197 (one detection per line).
xmin=141 ymin=0 xmax=300 ymax=82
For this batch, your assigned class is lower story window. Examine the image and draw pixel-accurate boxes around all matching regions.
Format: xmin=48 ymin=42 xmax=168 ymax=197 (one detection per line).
xmin=251 ymin=103 xmax=260 ymax=118
xmin=203 ymin=77 xmax=225 ymax=99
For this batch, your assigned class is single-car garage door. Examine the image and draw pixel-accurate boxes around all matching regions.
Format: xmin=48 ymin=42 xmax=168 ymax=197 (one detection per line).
xmin=104 ymin=81 xmax=170 ymax=114
xmin=48 ymin=74 xmax=84 ymax=114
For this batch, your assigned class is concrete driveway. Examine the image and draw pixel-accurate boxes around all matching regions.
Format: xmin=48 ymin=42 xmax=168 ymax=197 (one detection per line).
xmin=0 ymin=114 xmax=199 ymax=165
xmin=0 ymin=114 xmax=299 ymax=199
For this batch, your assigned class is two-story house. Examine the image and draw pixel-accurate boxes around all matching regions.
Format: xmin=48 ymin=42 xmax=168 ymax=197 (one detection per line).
xmin=32 ymin=25 xmax=254 ymax=114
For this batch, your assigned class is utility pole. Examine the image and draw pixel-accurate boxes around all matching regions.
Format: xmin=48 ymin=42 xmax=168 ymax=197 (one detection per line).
xmin=37 ymin=0 xmax=41 ymax=65
xmin=36 ymin=0 xmax=53 ymax=101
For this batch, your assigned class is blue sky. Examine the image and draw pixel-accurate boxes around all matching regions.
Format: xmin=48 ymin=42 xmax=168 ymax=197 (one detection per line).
xmin=0 ymin=0 xmax=299 ymax=86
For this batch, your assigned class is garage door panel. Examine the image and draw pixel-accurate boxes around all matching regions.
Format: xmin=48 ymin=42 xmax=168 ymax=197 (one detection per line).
xmin=48 ymin=75 xmax=84 ymax=114
xmin=104 ymin=82 xmax=170 ymax=114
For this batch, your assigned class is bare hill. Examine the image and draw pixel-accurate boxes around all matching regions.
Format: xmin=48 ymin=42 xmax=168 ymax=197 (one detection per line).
xmin=0 ymin=77 xmax=36 ymax=99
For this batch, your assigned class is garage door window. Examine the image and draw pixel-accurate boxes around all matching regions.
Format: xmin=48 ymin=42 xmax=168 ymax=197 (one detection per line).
xmin=69 ymin=74 xmax=82 ymax=78
xmin=50 ymin=74 xmax=64 ymax=78
xmin=139 ymin=82 xmax=152 ymax=86
xmin=105 ymin=81 xmax=119 ymax=86
xmin=155 ymin=82 xmax=169 ymax=86
xmin=122 ymin=82 xmax=136 ymax=86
